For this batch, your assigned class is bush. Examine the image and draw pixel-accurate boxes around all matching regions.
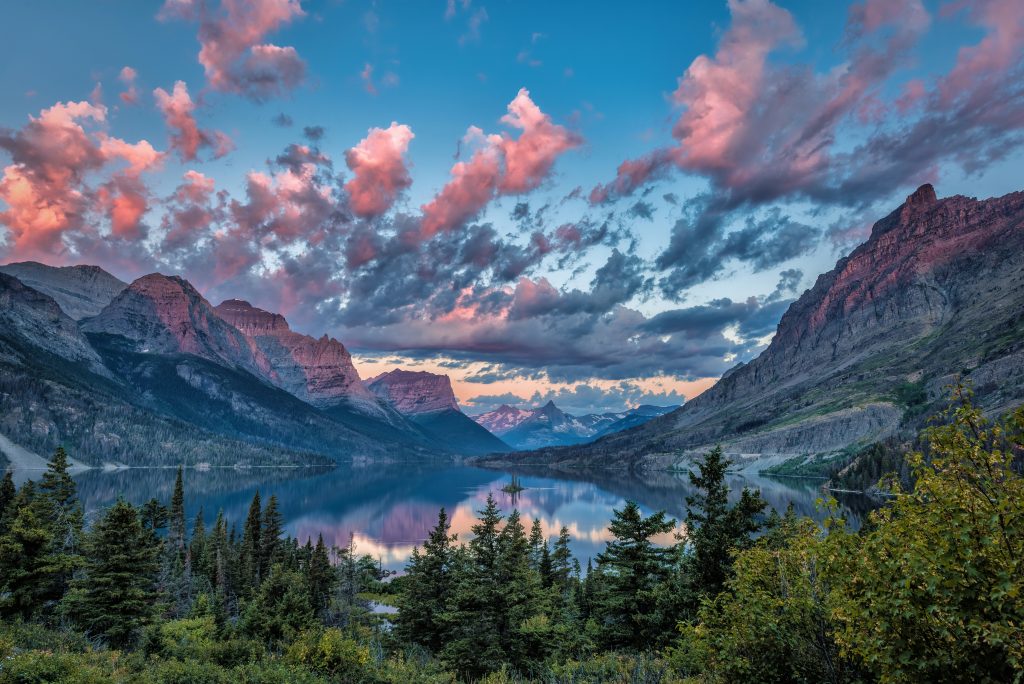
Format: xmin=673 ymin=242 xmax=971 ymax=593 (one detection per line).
xmin=286 ymin=628 xmax=370 ymax=679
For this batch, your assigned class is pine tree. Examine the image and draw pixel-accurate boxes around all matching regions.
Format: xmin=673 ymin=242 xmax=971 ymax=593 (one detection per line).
xmin=190 ymin=508 xmax=209 ymax=583
xmin=307 ymin=533 xmax=334 ymax=613
xmin=496 ymin=509 xmax=550 ymax=671
xmin=592 ymin=500 xmax=676 ymax=650
xmin=528 ymin=517 xmax=545 ymax=570
xmin=140 ymin=498 xmax=168 ymax=545
xmin=442 ymin=494 xmax=506 ymax=677
xmin=239 ymin=491 xmax=262 ymax=593
xmin=240 ymin=564 xmax=314 ymax=645
xmin=0 ymin=482 xmax=53 ymax=618
xmin=168 ymin=466 xmax=186 ymax=554
xmin=0 ymin=470 xmax=17 ymax=533
xmin=38 ymin=447 xmax=85 ymax=604
xmin=395 ymin=508 xmax=456 ymax=653
xmin=259 ymin=494 xmax=283 ymax=578
xmin=550 ymin=526 xmax=574 ymax=595
xmin=685 ymin=446 xmax=768 ymax=598
xmin=63 ymin=498 xmax=160 ymax=648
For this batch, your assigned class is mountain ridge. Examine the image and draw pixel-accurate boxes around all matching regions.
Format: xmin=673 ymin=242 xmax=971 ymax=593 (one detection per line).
xmin=476 ymin=185 xmax=1024 ymax=471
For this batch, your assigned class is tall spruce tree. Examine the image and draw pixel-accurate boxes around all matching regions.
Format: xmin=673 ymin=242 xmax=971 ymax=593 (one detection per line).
xmin=307 ymin=533 xmax=334 ymax=614
xmin=63 ymin=498 xmax=160 ymax=648
xmin=0 ymin=471 xmax=15 ymax=534
xmin=239 ymin=491 xmax=262 ymax=593
xmin=592 ymin=500 xmax=676 ymax=651
xmin=442 ymin=494 xmax=506 ymax=678
xmin=0 ymin=482 xmax=53 ymax=618
xmin=168 ymin=466 xmax=186 ymax=554
xmin=396 ymin=508 xmax=456 ymax=653
xmin=685 ymin=446 xmax=768 ymax=598
xmin=496 ymin=509 xmax=550 ymax=671
xmin=259 ymin=494 xmax=283 ymax=577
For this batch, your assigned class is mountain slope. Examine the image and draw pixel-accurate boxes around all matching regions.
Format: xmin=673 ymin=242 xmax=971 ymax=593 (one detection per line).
xmin=366 ymin=369 xmax=511 ymax=455
xmin=479 ymin=185 xmax=1024 ymax=471
xmin=0 ymin=261 xmax=126 ymax=319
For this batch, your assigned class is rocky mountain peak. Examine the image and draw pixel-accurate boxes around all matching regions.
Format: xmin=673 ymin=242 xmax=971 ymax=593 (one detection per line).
xmin=213 ymin=298 xmax=376 ymax=410
xmin=0 ymin=261 xmax=127 ymax=320
xmin=82 ymin=273 xmax=270 ymax=378
xmin=215 ymin=299 xmax=290 ymax=336
xmin=365 ymin=369 xmax=460 ymax=415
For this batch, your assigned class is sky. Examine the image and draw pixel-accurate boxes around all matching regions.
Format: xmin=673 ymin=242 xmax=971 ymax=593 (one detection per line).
xmin=1 ymin=0 xmax=1022 ymax=416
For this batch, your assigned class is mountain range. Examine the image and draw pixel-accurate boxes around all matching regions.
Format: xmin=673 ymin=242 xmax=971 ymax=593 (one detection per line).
xmin=477 ymin=185 xmax=1024 ymax=474
xmin=472 ymin=402 xmax=678 ymax=450
xmin=2 ymin=184 xmax=1022 ymax=474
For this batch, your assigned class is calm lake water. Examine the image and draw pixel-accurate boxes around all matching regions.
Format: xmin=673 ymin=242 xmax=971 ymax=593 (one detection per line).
xmin=66 ymin=462 xmax=873 ymax=573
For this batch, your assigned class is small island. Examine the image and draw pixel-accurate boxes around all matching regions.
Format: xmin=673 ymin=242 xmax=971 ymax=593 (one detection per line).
xmin=500 ymin=474 xmax=525 ymax=494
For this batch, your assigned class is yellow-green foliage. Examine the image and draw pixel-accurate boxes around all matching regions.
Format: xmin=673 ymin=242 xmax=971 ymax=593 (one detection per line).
xmin=286 ymin=628 xmax=370 ymax=678
xmin=829 ymin=389 xmax=1024 ymax=683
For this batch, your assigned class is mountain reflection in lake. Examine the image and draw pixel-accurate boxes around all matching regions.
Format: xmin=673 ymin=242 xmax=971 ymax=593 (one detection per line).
xmin=71 ymin=462 xmax=872 ymax=573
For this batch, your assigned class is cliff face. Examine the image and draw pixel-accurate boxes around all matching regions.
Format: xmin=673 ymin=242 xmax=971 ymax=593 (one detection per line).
xmin=482 ymin=185 xmax=1024 ymax=470
xmin=214 ymin=299 xmax=378 ymax=411
xmin=0 ymin=261 xmax=126 ymax=320
xmin=365 ymin=369 xmax=461 ymax=415
xmin=81 ymin=274 xmax=272 ymax=380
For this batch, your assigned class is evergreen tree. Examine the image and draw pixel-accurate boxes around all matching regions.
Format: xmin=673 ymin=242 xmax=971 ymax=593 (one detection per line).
xmin=167 ymin=466 xmax=186 ymax=554
xmin=442 ymin=494 xmax=506 ymax=678
xmin=239 ymin=491 xmax=262 ymax=593
xmin=496 ymin=509 xmax=550 ymax=671
xmin=240 ymin=564 xmax=314 ymax=645
xmin=140 ymin=498 xmax=168 ymax=545
xmin=307 ymin=533 xmax=334 ymax=613
xmin=592 ymin=501 xmax=676 ymax=651
xmin=550 ymin=526 xmax=574 ymax=595
xmin=190 ymin=508 xmax=209 ymax=584
xmin=528 ymin=517 xmax=545 ymax=570
xmin=685 ymin=446 xmax=768 ymax=598
xmin=0 ymin=482 xmax=53 ymax=618
xmin=0 ymin=470 xmax=15 ymax=534
xmin=395 ymin=508 xmax=456 ymax=653
xmin=63 ymin=498 xmax=160 ymax=648
xmin=259 ymin=494 xmax=283 ymax=577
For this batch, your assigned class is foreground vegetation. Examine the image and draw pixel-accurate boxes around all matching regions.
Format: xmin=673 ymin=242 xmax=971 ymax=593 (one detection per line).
xmin=0 ymin=387 xmax=1021 ymax=682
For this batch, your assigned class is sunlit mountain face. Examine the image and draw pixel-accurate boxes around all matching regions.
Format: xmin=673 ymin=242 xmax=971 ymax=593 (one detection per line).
xmin=1 ymin=0 xmax=1021 ymax=413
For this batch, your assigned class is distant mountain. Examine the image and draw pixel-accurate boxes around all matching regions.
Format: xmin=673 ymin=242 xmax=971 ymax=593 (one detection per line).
xmin=474 ymin=401 xmax=678 ymax=450
xmin=473 ymin=404 xmax=534 ymax=435
xmin=365 ymin=369 xmax=511 ymax=455
xmin=592 ymin=405 xmax=678 ymax=439
xmin=478 ymin=185 xmax=1024 ymax=472
xmin=0 ymin=261 xmax=126 ymax=319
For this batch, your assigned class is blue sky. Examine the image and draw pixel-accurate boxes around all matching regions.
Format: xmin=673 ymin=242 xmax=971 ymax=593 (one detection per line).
xmin=1 ymin=0 xmax=1022 ymax=415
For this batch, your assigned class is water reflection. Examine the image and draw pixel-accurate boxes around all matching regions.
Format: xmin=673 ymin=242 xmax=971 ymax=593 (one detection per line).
xmin=70 ymin=462 xmax=872 ymax=573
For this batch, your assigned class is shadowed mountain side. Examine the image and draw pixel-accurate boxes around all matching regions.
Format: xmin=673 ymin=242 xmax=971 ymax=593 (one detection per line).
xmin=476 ymin=186 xmax=1024 ymax=472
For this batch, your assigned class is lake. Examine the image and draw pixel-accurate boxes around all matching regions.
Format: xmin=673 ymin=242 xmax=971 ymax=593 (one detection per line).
xmin=65 ymin=461 xmax=874 ymax=573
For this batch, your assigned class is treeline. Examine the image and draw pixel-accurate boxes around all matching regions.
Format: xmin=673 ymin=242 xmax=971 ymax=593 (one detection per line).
xmin=1 ymin=387 xmax=1022 ymax=682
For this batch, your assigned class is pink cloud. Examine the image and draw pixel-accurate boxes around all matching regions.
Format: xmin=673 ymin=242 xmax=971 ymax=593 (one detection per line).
xmin=939 ymin=0 xmax=1024 ymax=105
xmin=496 ymin=88 xmax=582 ymax=194
xmin=421 ymin=89 xmax=580 ymax=236
xmin=153 ymin=81 xmax=233 ymax=161
xmin=0 ymin=100 xmax=164 ymax=261
xmin=159 ymin=0 xmax=306 ymax=102
xmin=420 ymin=128 xmax=503 ymax=237
xmin=589 ymin=0 xmax=936 ymax=205
xmin=118 ymin=66 xmax=139 ymax=105
xmin=344 ymin=122 xmax=415 ymax=218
